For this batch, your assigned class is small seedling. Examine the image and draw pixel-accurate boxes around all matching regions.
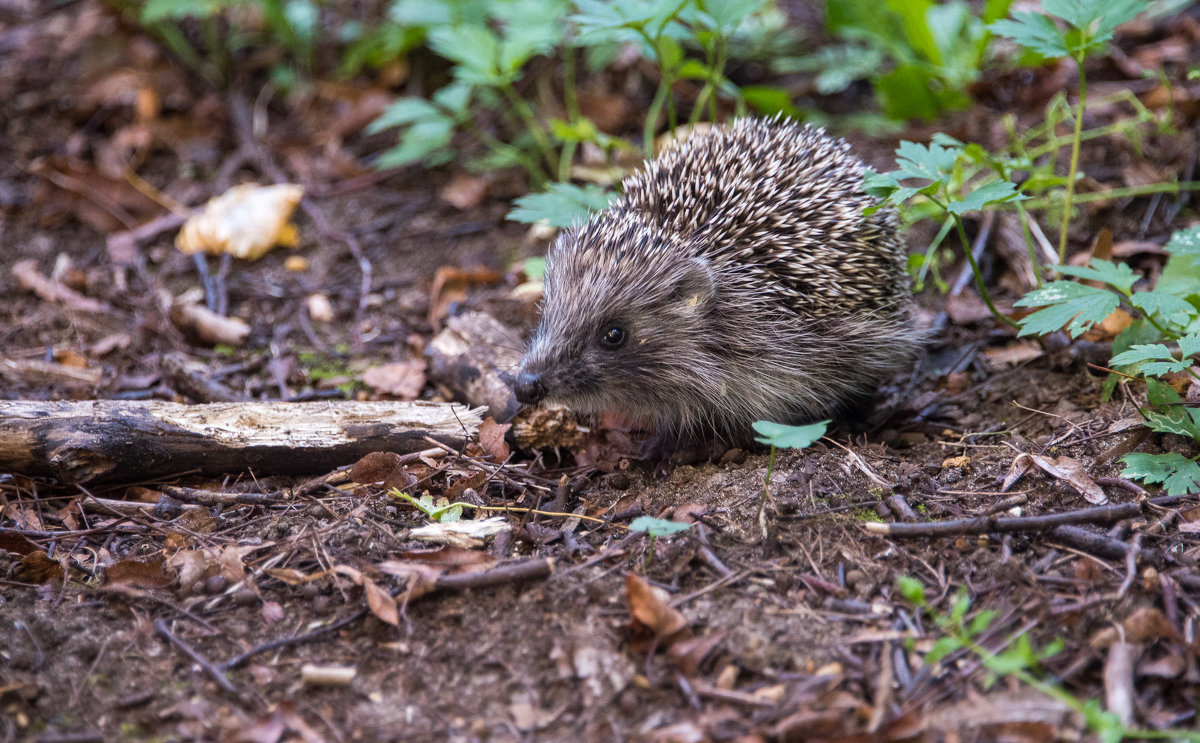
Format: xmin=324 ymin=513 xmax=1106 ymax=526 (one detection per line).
xmin=629 ymin=515 xmax=692 ymax=567
xmin=389 ymin=490 xmax=463 ymax=523
xmin=751 ymin=419 xmax=829 ymax=535
xmin=898 ymin=576 xmax=1200 ymax=742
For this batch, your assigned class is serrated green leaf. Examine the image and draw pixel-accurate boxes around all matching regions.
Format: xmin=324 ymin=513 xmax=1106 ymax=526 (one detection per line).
xmin=432 ymin=82 xmax=473 ymax=116
xmin=895 ymin=139 xmax=960 ymax=180
xmin=374 ymin=117 xmax=455 ymax=168
xmin=862 ymin=171 xmax=924 ymax=206
xmin=751 ymin=419 xmax=830 ymax=449
xmin=1014 ymin=282 xmax=1120 ymax=338
xmin=1110 ymin=343 xmax=1175 ymax=368
xmin=1140 ymin=379 xmax=1200 ymax=440
xmin=1130 ymin=290 xmax=1197 ymax=327
xmin=992 ymin=0 xmax=1145 ymax=59
xmin=946 ymin=180 xmax=1026 ymax=215
xmin=428 ymin=25 xmax=502 ymax=84
xmin=507 ymin=183 xmax=617 ymax=228
xmin=1055 ymin=259 xmax=1136 ymax=293
xmin=1165 ymin=225 xmax=1200 ymax=256
xmin=1145 ymin=376 xmax=1183 ymax=406
xmin=1180 ymin=333 xmax=1200 ymax=358
xmin=1121 ymin=452 xmax=1200 ymax=495
xmin=701 ymin=0 xmax=768 ymax=31
xmin=990 ymin=12 xmax=1068 ymax=58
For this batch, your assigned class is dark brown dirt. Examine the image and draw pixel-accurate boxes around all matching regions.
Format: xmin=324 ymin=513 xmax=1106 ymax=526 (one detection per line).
xmin=2 ymin=2 xmax=1199 ymax=742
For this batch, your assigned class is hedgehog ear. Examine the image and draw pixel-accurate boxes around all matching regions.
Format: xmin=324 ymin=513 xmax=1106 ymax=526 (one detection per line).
xmin=671 ymin=257 xmax=715 ymax=311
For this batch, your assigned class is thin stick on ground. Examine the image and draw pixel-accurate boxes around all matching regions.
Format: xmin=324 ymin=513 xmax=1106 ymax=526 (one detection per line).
xmin=865 ymin=494 xmax=1196 ymax=537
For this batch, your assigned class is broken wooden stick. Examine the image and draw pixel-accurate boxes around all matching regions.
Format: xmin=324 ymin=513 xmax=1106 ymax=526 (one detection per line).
xmin=0 ymin=400 xmax=484 ymax=483
xmin=863 ymin=494 xmax=1196 ymax=538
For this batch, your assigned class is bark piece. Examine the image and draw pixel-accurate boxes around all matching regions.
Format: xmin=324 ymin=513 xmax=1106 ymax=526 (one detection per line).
xmin=426 ymin=311 xmax=523 ymax=423
xmin=0 ymin=400 xmax=483 ymax=483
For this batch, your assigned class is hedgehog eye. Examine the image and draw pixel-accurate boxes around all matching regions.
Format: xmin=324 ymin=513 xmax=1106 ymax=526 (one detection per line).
xmin=600 ymin=325 xmax=627 ymax=349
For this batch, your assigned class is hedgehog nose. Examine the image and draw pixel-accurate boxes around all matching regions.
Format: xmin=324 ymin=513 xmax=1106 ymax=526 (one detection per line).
xmin=514 ymin=372 xmax=546 ymax=405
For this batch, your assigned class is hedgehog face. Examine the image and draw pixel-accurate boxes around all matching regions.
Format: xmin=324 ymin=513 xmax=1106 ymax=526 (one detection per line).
xmin=513 ymin=216 xmax=719 ymax=427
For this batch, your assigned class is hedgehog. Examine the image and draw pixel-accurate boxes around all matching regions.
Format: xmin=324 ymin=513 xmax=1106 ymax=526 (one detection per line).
xmin=513 ymin=117 xmax=922 ymax=443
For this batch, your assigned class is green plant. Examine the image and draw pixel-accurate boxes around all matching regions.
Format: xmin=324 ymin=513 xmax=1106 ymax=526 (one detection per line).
xmin=990 ymin=0 xmax=1146 ymax=263
xmin=572 ymin=0 xmax=764 ymax=155
xmin=114 ymin=0 xmax=324 ymax=87
xmin=629 ymin=515 xmax=692 ymax=566
xmin=865 ymin=136 xmax=1027 ymax=321
xmin=777 ymin=0 xmax=1012 ymax=121
xmin=368 ymin=0 xmax=784 ymax=227
xmin=751 ymin=419 xmax=829 ymax=527
xmin=508 ymin=182 xmax=619 ymax=228
xmin=898 ymin=577 xmax=1200 ymax=742
xmin=1015 ymin=225 xmax=1200 ymax=494
xmin=390 ymin=490 xmax=464 ymax=522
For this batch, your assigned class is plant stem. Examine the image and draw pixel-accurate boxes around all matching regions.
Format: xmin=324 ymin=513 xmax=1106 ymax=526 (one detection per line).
xmin=1131 ymin=306 xmax=1179 ymax=341
xmin=1015 ymin=200 xmax=1043 ymax=288
xmin=916 ymin=217 xmax=956 ymax=289
xmin=954 ymin=217 xmax=1019 ymax=328
xmin=643 ymin=79 xmax=671 ymax=158
xmin=563 ymin=43 xmax=580 ymax=122
xmin=461 ymin=117 xmax=547 ymax=184
xmin=1057 ymin=56 xmax=1087 ymax=265
xmin=500 ymin=83 xmax=558 ymax=177
xmin=1017 ymin=181 xmax=1200 ymax=211
xmin=558 ymin=44 xmax=581 ymax=182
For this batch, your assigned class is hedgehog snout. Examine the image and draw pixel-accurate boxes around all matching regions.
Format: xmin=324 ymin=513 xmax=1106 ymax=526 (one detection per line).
xmin=513 ymin=371 xmax=546 ymax=405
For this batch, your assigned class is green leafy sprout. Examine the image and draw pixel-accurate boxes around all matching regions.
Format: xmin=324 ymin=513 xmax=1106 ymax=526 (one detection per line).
xmin=777 ymin=0 xmax=1014 ymax=121
xmin=629 ymin=515 xmax=693 ymax=567
xmin=390 ymin=490 xmax=464 ymax=523
xmin=751 ymin=419 xmax=829 ymax=531
xmin=899 ymin=576 xmax=1200 ymax=742
xmin=367 ymin=0 xmax=788 ymax=231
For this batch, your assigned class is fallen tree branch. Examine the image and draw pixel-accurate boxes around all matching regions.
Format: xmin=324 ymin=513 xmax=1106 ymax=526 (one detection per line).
xmin=863 ymin=494 xmax=1196 ymax=538
xmin=0 ymin=400 xmax=484 ymax=483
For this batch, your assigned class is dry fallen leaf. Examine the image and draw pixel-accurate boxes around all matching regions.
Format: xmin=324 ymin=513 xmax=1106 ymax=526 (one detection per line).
xmin=332 ymin=564 xmax=398 ymax=626
xmin=427 ymin=266 xmax=503 ymax=328
xmin=1002 ymin=452 xmax=1108 ymax=504
xmin=176 ymin=183 xmax=304 ymax=260
xmin=17 ymin=551 xmax=64 ymax=584
xmin=626 ymin=573 xmax=688 ymax=641
xmin=439 ymin=172 xmax=490 ymax=209
xmin=984 ymin=340 xmax=1044 ymax=366
xmin=106 ymin=557 xmax=172 ymax=588
xmin=362 ymin=359 xmax=426 ymax=399
xmin=478 ymin=418 xmax=512 ymax=462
